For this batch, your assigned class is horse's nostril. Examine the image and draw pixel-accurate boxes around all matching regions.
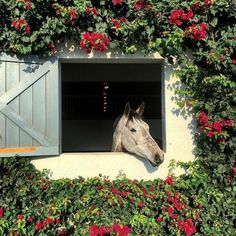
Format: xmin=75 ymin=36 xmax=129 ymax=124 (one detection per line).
xmin=155 ymin=153 xmax=164 ymax=164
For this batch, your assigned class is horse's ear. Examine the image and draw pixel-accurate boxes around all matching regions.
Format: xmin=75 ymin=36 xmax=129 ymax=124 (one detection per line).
xmin=123 ymin=102 xmax=130 ymax=117
xmin=136 ymin=102 xmax=145 ymax=116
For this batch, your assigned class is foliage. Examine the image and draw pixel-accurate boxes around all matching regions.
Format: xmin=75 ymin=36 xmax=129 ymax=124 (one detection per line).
xmin=1 ymin=156 xmax=234 ymax=236
xmin=0 ymin=0 xmax=236 ymax=235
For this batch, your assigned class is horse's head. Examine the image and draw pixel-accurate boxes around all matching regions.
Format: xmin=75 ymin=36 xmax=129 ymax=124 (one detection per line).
xmin=112 ymin=102 xmax=164 ymax=167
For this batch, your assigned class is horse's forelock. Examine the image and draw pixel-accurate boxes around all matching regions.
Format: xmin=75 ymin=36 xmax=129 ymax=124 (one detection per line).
xmin=113 ymin=110 xmax=142 ymax=131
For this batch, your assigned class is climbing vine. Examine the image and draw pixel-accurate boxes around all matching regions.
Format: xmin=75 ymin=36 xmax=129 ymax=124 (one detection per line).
xmin=0 ymin=0 xmax=236 ymax=235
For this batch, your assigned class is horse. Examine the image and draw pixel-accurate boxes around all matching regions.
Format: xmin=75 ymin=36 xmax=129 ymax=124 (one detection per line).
xmin=112 ymin=102 xmax=164 ymax=167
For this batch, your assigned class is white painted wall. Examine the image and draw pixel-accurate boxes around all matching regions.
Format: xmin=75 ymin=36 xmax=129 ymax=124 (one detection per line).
xmin=30 ymin=42 xmax=195 ymax=180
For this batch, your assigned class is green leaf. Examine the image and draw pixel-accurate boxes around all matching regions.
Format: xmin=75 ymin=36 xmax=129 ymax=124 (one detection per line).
xmin=210 ymin=18 xmax=218 ymax=27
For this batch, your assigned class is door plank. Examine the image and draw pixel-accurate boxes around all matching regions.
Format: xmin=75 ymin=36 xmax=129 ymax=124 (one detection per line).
xmin=1 ymin=106 xmax=51 ymax=146
xmin=0 ymin=66 xmax=50 ymax=110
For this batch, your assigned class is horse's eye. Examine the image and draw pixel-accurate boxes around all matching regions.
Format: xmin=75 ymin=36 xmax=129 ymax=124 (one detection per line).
xmin=130 ymin=128 xmax=136 ymax=132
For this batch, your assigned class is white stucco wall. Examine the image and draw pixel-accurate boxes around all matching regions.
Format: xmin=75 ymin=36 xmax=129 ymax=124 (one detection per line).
xmin=31 ymin=43 xmax=195 ymax=180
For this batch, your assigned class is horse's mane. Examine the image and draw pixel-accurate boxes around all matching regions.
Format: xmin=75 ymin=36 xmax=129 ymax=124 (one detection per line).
xmin=113 ymin=110 xmax=143 ymax=131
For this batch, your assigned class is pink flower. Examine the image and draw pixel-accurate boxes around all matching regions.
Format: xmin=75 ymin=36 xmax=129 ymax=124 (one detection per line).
xmin=166 ymin=207 xmax=175 ymax=216
xmin=231 ymin=59 xmax=236 ymax=64
xmin=232 ymin=167 xmax=236 ymax=176
xmin=134 ymin=0 xmax=147 ymax=10
xmin=46 ymin=217 xmax=54 ymax=225
xmin=25 ymin=25 xmax=31 ymax=34
xmin=80 ymin=32 xmax=110 ymax=53
xmin=164 ymin=176 xmax=174 ymax=186
xmin=111 ymin=185 xmax=120 ymax=195
xmin=224 ymin=119 xmax=233 ymax=128
xmin=0 ymin=208 xmax=4 ymax=218
xmin=17 ymin=214 xmax=24 ymax=221
xmin=69 ymin=10 xmax=78 ymax=21
xmin=204 ymin=0 xmax=212 ymax=6
xmin=198 ymin=111 xmax=209 ymax=126
xmin=192 ymin=2 xmax=201 ymax=10
xmin=112 ymin=224 xmax=131 ymax=236
xmin=90 ymin=225 xmax=100 ymax=236
xmin=120 ymin=191 xmax=128 ymax=197
xmin=11 ymin=18 xmax=26 ymax=30
xmin=27 ymin=217 xmax=33 ymax=222
xmin=211 ymin=121 xmax=223 ymax=132
xmin=156 ymin=217 xmax=163 ymax=222
xmin=169 ymin=9 xmax=193 ymax=26
xmin=185 ymin=23 xmax=208 ymax=41
xmin=218 ymin=138 xmax=225 ymax=144
xmin=58 ymin=229 xmax=67 ymax=235
xmin=138 ymin=201 xmax=145 ymax=207
xmin=26 ymin=2 xmax=32 ymax=11
xmin=100 ymin=227 xmax=110 ymax=236
xmin=112 ymin=19 xmax=120 ymax=29
xmin=35 ymin=221 xmax=45 ymax=230
xmin=112 ymin=0 xmax=122 ymax=5
xmin=206 ymin=131 xmax=215 ymax=138
xmin=86 ymin=7 xmax=98 ymax=16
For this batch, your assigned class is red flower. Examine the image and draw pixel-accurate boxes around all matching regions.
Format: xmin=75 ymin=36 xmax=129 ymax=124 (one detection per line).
xmin=89 ymin=225 xmax=100 ymax=236
xmin=11 ymin=18 xmax=26 ymax=30
xmin=218 ymin=138 xmax=225 ymax=144
xmin=134 ymin=0 xmax=146 ymax=10
xmin=35 ymin=221 xmax=45 ymax=230
xmin=25 ymin=25 xmax=31 ymax=34
xmin=86 ymin=7 xmax=98 ymax=16
xmin=48 ymin=42 xmax=57 ymax=54
xmin=0 ymin=208 xmax=4 ymax=218
xmin=111 ymin=185 xmax=120 ymax=195
xmin=26 ymin=2 xmax=32 ymax=11
xmin=231 ymin=59 xmax=236 ymax=64
xmin=27 ymin=217 xmax=33 ymax=223
xmin=232 ymin=167 xmax=236 ymax=176
xmin=166 ymin=207 xmax=175 ymax=216
xmin=100 ymin=227 xmax=110 ymax=236
xmin=80 ymin=32 xmax=110 ymax=53
xmin=69 ymin=10 xmax=78 ymax=21
xmin=224 ymin=119 xmax=233 ymax=128
xmin=55 ymin=219 xmax=61 ymax=225
xmin=96 ymin=185 xmax=103 ymax=190
xmin=184 ymin=219 xmax=197 ymax=236
xmin=149 ymin=185 xmax=155 ymax=191
xmin=198 ymin=111 xmax=209 ymax=126
xmin=138 ymin=201 xmax=145 ymax=207
xmin=120 ymin=191 xmax=128 ymax=197
xmin=185 ymin=23 xmax=208 ymax=41
xmin=233 ymin=36 xmax=236 ymax=41
xmin=17 ymin=215 xmax=24 ymax=221
xmin=211 ymin=121 xmax=223 ymax=132
xmin=46 ymin=217 xmax=54 ymax=225
xmin=204 ymin=0 xmax=212 ymax=6
xmin=112 ymin=224 xmax=131 ymax=236
xmin=90 ymin=225 xmax=110 ymax=236
xmin=164 ymin=176 xmax=174 ymax=186
xmin=206 ymin=131 xmax=215 ymax=138
xmin=130 ymin=198 xmax=135 ymax=204
xmin=112 ymin=0 xmax=122 ymax=5
xmin=58 ymin=229 xmax=67 ymax=235
xmin=112 ymin=19 xmax=120 ymax=29
xmin=192 ymin=2 xmax=201 ymax=10
xmin=156 ymin=217 xmax=163 ymax=222
xmin=169 ymin=9 xmax=193 ymax=26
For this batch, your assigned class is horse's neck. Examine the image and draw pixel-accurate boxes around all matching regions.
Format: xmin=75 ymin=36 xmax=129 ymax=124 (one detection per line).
xmin=112 ymin=116 xmax=126 ymax=152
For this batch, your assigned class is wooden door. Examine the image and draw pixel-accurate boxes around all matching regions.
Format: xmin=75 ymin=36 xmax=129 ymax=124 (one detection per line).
xmin=0 ymin=55 xmax=59 ymax=157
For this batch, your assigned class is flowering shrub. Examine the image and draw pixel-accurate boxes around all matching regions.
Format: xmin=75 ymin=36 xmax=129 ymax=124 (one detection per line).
xmin=0 ymin=0 xmax=235 ymax=235
xmin=80 ymin=32 xmax=110 ymax=53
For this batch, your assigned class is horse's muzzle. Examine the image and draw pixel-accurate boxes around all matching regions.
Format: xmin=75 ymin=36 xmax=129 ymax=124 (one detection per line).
xmin=155 ymin=153 xmax=164 ymax=165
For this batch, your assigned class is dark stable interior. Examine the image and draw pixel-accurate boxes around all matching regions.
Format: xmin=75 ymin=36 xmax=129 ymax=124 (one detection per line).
xmin=62 ymin=63 xmax=162 ymax=152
